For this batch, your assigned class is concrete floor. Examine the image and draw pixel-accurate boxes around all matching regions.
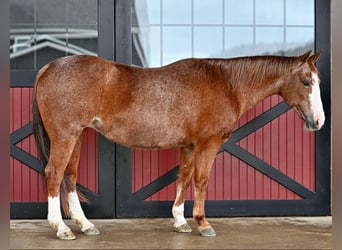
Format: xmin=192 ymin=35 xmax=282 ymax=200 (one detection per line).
xmin=10 ymin=217 xmax=332 ymax=249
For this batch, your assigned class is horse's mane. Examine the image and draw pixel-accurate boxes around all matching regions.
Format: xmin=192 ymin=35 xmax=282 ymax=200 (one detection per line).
xmin=200 ymin=56 xmax=298 ymax=89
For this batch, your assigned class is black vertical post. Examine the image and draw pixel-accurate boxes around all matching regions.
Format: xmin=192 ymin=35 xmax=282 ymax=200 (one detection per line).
xmin=114 ymin=0 xmax=133 ymax=217
xmin=95 ymin=0 xmax=116 ymax=218
xmin=115 ymin=0 xmax=132 ymax=64
xmin=314 ymin=0 xmax=331 ymax=213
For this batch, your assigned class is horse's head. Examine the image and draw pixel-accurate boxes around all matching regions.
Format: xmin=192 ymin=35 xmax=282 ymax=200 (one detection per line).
xmin=280 ymin=51 xmax=325 ymax=131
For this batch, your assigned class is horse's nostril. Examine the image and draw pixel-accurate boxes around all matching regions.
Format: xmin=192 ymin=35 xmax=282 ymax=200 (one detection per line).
xmin=306 ymin=118 xmax=321 ymax=130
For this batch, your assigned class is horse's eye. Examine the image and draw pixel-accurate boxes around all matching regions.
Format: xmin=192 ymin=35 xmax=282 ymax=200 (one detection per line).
xmin=302 ymin=80 xmax=310 ymax=88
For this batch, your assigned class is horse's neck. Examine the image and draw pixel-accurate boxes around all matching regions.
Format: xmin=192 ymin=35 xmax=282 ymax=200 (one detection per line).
xmin=225 ymin=58 xmax=287 ymax=116
xmin=236 ymin=78 xmax=281 ymax=116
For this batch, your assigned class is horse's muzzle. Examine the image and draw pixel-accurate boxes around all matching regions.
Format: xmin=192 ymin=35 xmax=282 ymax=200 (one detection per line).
xmin=305 ymin=116 xmax=324 ymax=131
xmin=293 ymin=106 xmax=324 ymax=131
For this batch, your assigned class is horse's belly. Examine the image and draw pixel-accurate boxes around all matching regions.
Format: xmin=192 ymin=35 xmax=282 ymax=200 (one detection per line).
xmin=93 ymin=117 xmax=187 ymax=149
xmin=109 ymin=128 xmax=185 ymax=149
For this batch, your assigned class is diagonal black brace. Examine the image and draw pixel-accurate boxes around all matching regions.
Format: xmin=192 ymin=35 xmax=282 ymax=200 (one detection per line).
xmin=220 ymin=143 xmax=315 ymax=199
xmin=10 ymin=122 xmax=33 ymax=145
xmin=10 ymin=121 xmax=43 ymax=173
xmin=10 ymin=121 xmax=97 ymax=198
xmin=132 ymin=166 xmax=179 ymax=201
xmin=229 ymin=101 xmax=291 ymax=143
xmin=217 ymin=100 xmax=315 ymax=199
xmin=10 ymin=144 xmax=43 ymax=174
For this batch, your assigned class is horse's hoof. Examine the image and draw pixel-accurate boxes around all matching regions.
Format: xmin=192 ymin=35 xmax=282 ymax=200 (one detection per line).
xmin=199 ymin=226 xmax=216 ymax=237
xmin=84 ymin=226 xmax=100 ymax=236
xmin=174 ymin=223 xmax=192 ymax=233
xmin=57 ymin=230 xmax=76 ymax=240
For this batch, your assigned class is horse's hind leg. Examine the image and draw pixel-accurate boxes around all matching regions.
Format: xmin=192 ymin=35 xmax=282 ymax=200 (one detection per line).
xmin=64 ymin=132 xmax=100 ymax=236
xmin=172 ymin=147 xmax=195 ymax=233
xmin=45 ymin=134 xmax=82 ymax=240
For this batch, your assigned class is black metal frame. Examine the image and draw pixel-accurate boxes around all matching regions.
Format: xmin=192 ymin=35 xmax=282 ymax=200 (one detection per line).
xmin=10 ymin=0 xmax=331 ymax=218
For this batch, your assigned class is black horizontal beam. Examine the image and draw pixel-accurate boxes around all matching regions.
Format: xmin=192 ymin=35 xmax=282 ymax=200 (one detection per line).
xmin=11 ymin=70 xmax=37 ymax=87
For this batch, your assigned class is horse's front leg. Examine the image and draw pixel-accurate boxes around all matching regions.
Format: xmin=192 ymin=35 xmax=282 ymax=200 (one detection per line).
xmin=172 ymin=147 xmax=195 ymax=233
xmin=193 ymin=137 xmax=222 ymax=237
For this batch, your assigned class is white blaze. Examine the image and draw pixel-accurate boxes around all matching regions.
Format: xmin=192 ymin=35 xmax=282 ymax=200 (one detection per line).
xmin=310 ymin=73 xmax=325 ymax=129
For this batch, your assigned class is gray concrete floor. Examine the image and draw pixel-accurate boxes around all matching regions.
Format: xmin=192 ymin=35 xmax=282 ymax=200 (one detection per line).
xmin=10 ymin=217 xmax=332 ymax=249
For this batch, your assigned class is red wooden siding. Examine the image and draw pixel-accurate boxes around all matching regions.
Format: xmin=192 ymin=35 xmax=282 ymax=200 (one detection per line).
xmin=132 ymin=96 xmax=315 ymax=201
xmin=133 ymin=148 xmax=181 ymax=201
xmin=10 ymin=88 xmax=98 ymax=202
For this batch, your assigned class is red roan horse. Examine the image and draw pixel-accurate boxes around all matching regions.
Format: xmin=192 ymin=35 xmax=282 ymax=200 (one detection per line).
xmin=33 ymin=50 xmax=324 ymax=240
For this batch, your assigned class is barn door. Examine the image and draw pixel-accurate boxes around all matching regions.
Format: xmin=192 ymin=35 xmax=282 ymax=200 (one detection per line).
xmin=116 ymin=0 xmax=330 ymax=217
xmin=10 ymin=0 xmax=117 ymax=218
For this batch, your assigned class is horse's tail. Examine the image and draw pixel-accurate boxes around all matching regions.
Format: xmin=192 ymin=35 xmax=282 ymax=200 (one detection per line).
xmin=32 ymin=66 xmax=50 ymax=175
xmin=33 ymin=66 xmax=83 ymax=218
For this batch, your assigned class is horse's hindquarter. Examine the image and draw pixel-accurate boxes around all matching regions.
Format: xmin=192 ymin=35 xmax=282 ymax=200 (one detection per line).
xmin=35 ymin=56 xmax=112 ymax=139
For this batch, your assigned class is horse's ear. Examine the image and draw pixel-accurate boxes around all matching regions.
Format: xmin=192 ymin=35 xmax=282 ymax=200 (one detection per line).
xmin=299 ymin=50 xmax=312 ymax=63
xmin=308 ymin=51 xmax=322 ymax=63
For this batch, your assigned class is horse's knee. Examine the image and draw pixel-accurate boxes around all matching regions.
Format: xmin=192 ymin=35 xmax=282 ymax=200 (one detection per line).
xmin=194 ymin=176 xmax=209 ymax=192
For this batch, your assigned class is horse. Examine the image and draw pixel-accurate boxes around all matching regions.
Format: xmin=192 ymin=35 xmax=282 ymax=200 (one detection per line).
xmin=32 ymin=50 xmax=325 ymax=240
